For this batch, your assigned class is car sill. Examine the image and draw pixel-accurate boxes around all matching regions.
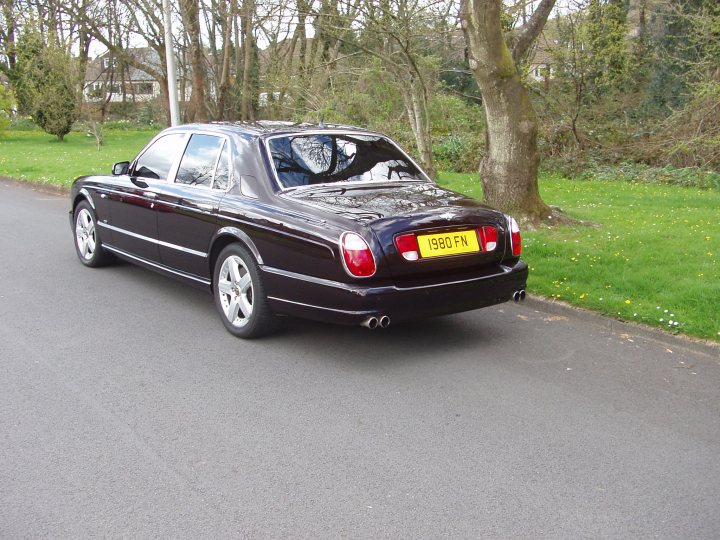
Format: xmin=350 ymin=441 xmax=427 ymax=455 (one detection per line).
xmin=103 ymin=245 xmax=211 ymax=286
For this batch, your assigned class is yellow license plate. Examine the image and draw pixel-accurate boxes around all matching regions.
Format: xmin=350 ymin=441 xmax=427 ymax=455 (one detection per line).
xmin=417 ymin=230 xmax=480 ymax=258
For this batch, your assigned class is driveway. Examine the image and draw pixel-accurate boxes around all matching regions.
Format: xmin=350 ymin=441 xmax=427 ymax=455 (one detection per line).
xmin=1 ymin=180 xmax=719 ymax=538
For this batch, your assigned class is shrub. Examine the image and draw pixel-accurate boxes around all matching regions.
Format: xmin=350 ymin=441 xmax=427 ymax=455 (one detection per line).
xmin=0 ymin=85 xmax=14 ymax=135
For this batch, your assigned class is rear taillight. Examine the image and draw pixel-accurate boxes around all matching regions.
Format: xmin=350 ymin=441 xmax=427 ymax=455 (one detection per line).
xmin=340 ymin=232 xmax=376 ymax=277
xmin=479 ymin=226 xmax=498 ymax=252
xmin=509 ymin=217 xmax=522 ymax=256
xmin=394 ymin=233 xmax=419 ymax=261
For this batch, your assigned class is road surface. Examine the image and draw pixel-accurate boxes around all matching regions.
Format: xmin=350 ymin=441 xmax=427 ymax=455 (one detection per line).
xmin=1 ymin=180 xmax=719 ymax=538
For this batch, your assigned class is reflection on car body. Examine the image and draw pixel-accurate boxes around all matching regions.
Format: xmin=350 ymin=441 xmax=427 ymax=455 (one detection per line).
xmin=69 ymin=121 xmax=528 ymax=338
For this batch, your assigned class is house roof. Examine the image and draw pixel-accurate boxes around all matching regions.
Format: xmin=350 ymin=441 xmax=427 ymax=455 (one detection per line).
xmin=84 ymin=47 xmax=163 ymax=84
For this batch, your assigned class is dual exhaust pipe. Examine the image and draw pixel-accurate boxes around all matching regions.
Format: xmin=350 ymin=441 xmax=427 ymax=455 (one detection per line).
xmin=361 ymin=315 xmax=391 ymax=329
xmin=361 ymin=291 xmax=525 ymax=328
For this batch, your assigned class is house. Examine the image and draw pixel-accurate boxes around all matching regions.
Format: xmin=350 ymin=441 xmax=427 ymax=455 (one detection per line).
xmin=83 ymin=48 xmax=165 ymax=103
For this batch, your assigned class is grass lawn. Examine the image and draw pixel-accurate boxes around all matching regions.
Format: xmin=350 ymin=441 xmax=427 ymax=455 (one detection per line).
xmin=439 ymin=172 xmax=719 ymax=341
xmin=1 ymin=129 xmax=717 ymax=341
xmin=0 ymin=128 xmax=158 ymax=187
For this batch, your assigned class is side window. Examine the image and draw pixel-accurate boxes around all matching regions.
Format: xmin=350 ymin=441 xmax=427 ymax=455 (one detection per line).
xmin=176 ymin=134 xmax=224 ymax=188
xmin=134 ymin=133 xmax=186 ymax=180
xmin=213 ymin=142 xmax=230 ymax=191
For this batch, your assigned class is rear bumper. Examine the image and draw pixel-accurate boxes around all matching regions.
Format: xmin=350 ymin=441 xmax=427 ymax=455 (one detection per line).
xmin=264 ymin=260 xmax=528 ymax=326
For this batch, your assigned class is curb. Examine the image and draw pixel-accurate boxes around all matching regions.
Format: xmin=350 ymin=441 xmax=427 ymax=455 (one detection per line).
xmin=523 ymin=294 xmax=720 ymax=359
xmin=0 ymin=176 xmax=69 ymax=196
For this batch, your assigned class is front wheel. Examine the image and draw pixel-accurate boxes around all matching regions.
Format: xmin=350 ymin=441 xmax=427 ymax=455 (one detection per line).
xmin=213 ymin=244 xmax=279 ymax=338
xmin=73 ymin=201 xmax=113 ymax=267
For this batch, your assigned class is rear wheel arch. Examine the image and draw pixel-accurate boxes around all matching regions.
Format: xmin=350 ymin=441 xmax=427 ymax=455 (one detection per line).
xmin=208 ymin=228 xmax=263 ymax=278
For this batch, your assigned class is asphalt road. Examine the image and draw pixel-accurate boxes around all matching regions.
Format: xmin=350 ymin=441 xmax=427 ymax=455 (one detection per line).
xmin=1 ymin=179 xmax=719 ymax=538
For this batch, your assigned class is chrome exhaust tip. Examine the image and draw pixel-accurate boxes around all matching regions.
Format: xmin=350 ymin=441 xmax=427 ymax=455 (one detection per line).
xmin=379 ymin=315 xmax=391 ymax=328
xmin=361 ymin=316 xmax=379 ymax=329
xmin=520 ymin=289 xmax=526 ymax=301
xmin=513 ymin=291 xmax=520 ymax=302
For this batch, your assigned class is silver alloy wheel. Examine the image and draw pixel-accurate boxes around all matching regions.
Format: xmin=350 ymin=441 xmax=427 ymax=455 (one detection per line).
xmin=217 ymin=255 xmax=254 ymax=327
xmin=75 ymin=208 xmax=97 ymax=261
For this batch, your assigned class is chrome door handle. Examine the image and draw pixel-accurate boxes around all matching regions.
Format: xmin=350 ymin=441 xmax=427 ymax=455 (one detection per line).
xmin=143 ymin=191 xmax=157 ymax=199
xmin=197 ymin=203 xmax=213 ymax=211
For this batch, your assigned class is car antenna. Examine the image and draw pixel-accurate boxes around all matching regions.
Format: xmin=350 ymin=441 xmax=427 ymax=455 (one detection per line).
xmin=319 ymin=114 xmax=326 ymax=129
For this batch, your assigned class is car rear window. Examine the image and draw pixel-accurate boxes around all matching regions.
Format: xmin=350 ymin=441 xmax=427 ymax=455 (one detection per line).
xmin=267 ymin=134 xmax=426 ymax=189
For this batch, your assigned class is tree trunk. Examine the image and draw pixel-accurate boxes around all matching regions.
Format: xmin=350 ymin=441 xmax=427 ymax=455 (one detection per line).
xmin=180 ymin=0 xmax=207 ymax=122
xmin=240 ymin=0 xmax=255 ymax=121
xmin=478 ymin=74 xmax=549 ymax=223
xmin=2 ymin=0 xmax=17 ymax=72
xmin=400 ymin=79 xmax=436 ymax=179
xmin=460 ymin=0 xmax=554 ymax=226
xmin=216 ymin=0 xmax=236 ymax=119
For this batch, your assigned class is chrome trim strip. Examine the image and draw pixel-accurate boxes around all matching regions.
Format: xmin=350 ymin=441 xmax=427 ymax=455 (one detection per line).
xmin=262 ymin=266 xmax=365 ymax=292
xmin=266 ymin=296 xmax=371 ymax=316
xmin=262 ymin=264 xmax=512 ymax=292
xmin=103 ymin=245 xmax=211 ymax=285
xmin=99 ymin=222 xmax=208 ymax=258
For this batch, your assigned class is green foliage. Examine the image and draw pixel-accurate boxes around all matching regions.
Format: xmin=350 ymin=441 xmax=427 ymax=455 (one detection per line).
xmin=12 ymin=30 xmax=77 ymax=141
xmin=0 ymin=85 xmax=15 ymax=135
xmin=538 ymin=0 xmax=634 ymax=155
xmin=646 ymin=2 xmax=720 ymax=169
xmin=584 ymin=0 xmax=631 ymax=96
xmin=9 ymin=116 xmax=37 ymax=130
xmin=0 ymin=129 xmax=157 ymax=186
xmin=438 ymin=171 xmax=720 ymax=341
xmin=543 ymin=159 xmax=720 ymax=190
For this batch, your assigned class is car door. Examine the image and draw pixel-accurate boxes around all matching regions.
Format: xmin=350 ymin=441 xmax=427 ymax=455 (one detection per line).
xmin=155 ymin=133 xmax=230 ymax=279
xmin=104 ymin=132 xmax=188 ymax=263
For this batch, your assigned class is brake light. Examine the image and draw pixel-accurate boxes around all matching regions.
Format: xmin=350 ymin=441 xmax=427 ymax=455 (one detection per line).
xmin=394 ymin=233 xmax=419 ymax=261
xmin=479 ymin=226 xmax=498 ymax=252
xmin=340 ymin=232 xmax=376 ymax=277
xmin=509 ymin=217 xmax=522 ymax=256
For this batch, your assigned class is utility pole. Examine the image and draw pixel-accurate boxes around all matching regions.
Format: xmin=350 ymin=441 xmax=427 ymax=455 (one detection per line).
xmin=163 ymin=0 xmax=181 ymax=126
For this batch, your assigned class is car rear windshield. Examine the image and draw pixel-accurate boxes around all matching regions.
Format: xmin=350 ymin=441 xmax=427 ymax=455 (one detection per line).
xmin=267 ymin=133 xmax=426 ymax=189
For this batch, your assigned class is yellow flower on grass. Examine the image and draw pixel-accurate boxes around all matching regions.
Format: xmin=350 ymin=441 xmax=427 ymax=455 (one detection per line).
xmin=625 ymin=299 xmax=632 ymax=304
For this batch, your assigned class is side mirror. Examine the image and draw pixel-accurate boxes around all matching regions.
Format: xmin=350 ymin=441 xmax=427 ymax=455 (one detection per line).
xmin=112 ymin=161 xmax=130 ymax=176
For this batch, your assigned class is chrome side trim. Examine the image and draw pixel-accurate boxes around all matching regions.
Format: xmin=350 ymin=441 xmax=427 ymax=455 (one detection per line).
xmin=262 ymin=263 xmax=513 ymax=292
xmin=103 ymin=245 xmax=211 ymax=285
xmin=262 ymin=266 xmax=369 ymax=292
xmin=266 ymin=296 xmax=371 ymax=316
xmin=98 ymin=222 xmax=208 ymax=258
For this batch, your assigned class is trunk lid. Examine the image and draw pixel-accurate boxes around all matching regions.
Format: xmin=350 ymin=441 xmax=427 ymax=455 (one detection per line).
xmin=282 ymin=182 xmax=510 ymax=283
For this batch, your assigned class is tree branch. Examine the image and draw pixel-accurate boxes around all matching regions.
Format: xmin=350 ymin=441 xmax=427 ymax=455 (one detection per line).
xmin=510 ymin=0 xmax=556 ymax=63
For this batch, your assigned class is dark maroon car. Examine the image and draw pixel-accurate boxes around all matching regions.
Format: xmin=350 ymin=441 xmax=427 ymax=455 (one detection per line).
xmin=70 ymin=122 xmax=527 ymax=338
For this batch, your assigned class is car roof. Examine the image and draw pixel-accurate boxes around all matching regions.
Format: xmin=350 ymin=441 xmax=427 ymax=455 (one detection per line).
xmin=161 ymin=121 xmax=378 ymax=141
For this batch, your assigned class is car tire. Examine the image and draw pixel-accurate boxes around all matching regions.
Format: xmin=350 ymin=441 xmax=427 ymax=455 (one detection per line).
xmin=73 ymin=200 xmax=114 ymax=267
xmin=213 ymin=244 xmax=279 ymax=338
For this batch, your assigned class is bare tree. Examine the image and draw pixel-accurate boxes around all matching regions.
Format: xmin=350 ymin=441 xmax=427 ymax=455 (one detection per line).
xmin=332 ymin=0 xmax=453 ymax=178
